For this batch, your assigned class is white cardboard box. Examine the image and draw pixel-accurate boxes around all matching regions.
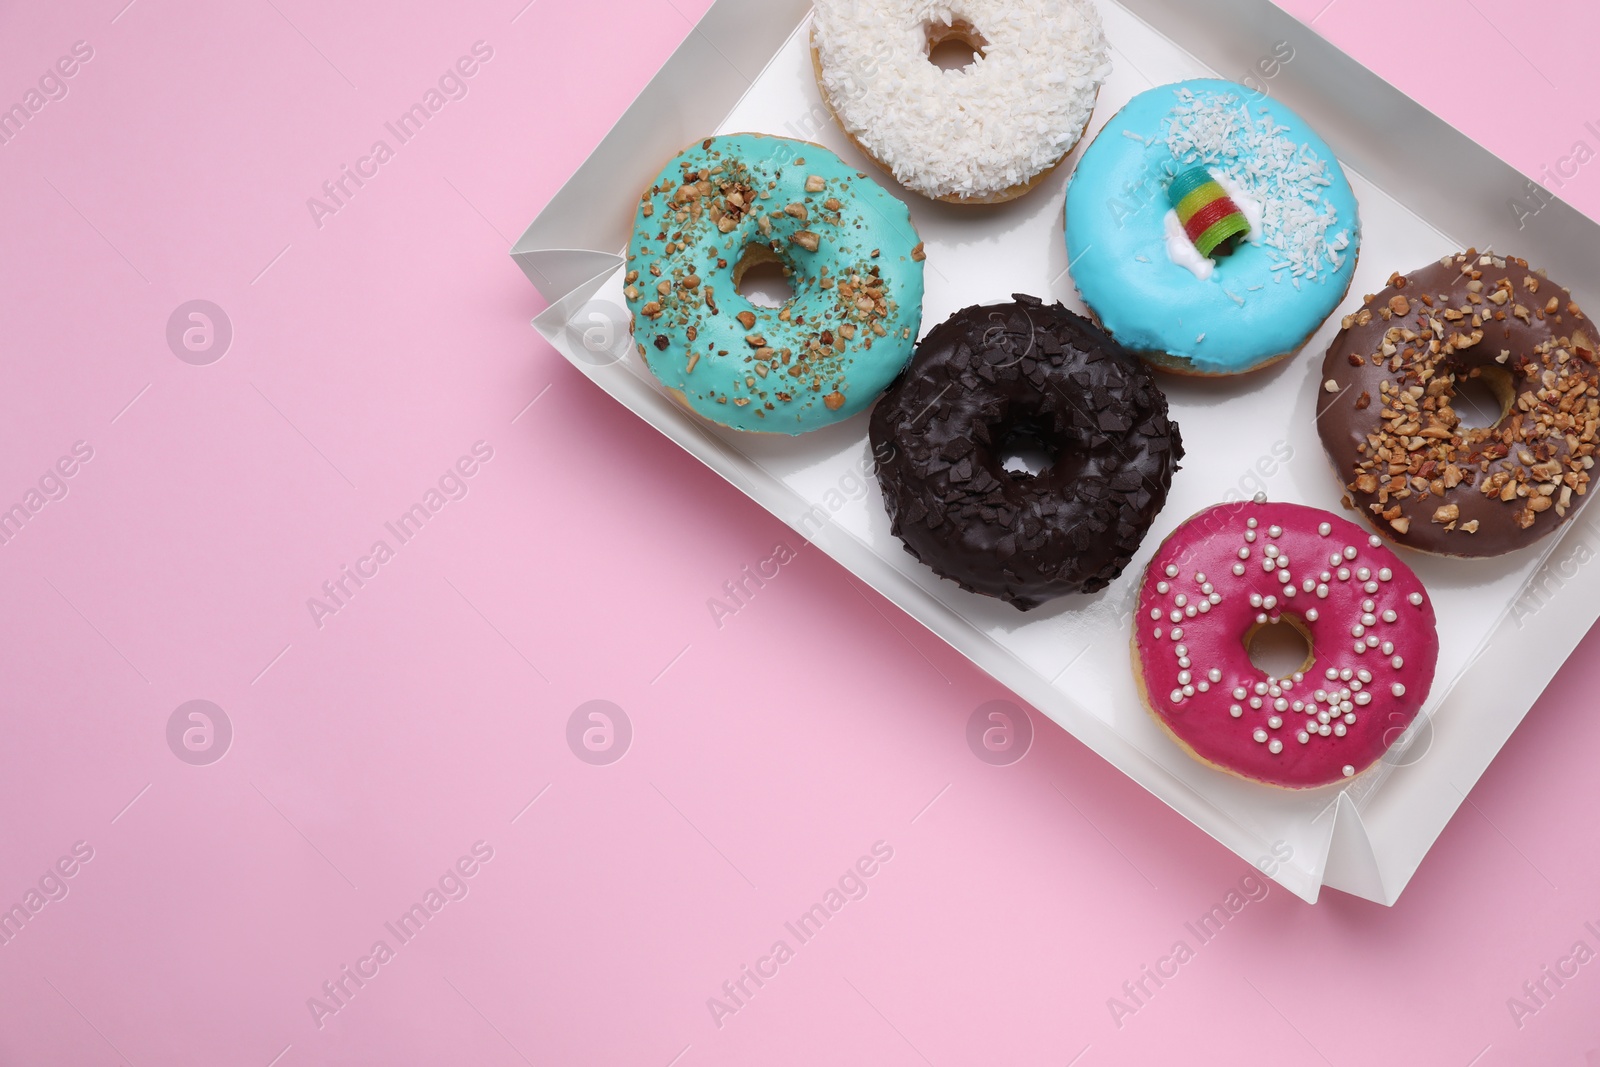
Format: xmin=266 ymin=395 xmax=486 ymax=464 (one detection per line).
xmin=513 ymin=0 xmax=1600 ymax=904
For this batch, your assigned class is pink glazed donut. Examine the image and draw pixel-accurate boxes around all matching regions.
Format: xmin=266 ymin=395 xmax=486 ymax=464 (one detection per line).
xmin=1132 ymin=498 xmax=1439 ymax=789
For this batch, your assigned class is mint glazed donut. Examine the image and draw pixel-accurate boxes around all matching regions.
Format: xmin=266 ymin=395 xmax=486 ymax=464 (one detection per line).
xmin=1064 ymin=80 xmax=1361 ymax=376
xmin=1133 ymin=499 xmax=1439 ymax=789
xmin=624 ymin=135 xmax=926 ymax=434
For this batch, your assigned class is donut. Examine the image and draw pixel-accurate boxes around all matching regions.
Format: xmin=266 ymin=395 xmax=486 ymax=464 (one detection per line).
xmin=809 ymin=0 xmax=1110 ymax=204
xmin=1133 ymin=499 xmax=1439 ymax=789
xmin=625 ymin=134 xmax=926 ymax=435
xmin=869 ymin=296 xmax=1183 ymax=610
xmin=1316 ymin=251 xmax=1598 ymax=556
xmin=1064 ymin=80 xmax=1361 ymax=376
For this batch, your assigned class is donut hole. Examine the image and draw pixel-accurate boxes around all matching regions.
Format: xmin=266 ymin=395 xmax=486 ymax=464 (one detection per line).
xmin=732 ymin=242 xmax=795 ymax=309
xmin=1245 ymin=615 xmax=1315 ymax=681
xmin=1451 ymin=365 xmax=1516 ymax=431
xmin=925 ymin=20 xmax=987 ymax=73
xmin=997 ymin=425 xmax=1061 ymax=479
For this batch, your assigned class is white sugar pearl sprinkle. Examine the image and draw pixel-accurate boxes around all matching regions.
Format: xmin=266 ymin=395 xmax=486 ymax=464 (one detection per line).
xmin=1233 ymin=563 xmax=1246 ymax=576
xmin=1392 ymin=683 xmax=1406 ymax=697
xmin=1337 ymin=568 xmax=1351 ymax=581
xmin=1368 ymin=536 xmax=1382 ymax=548
xmin=1298 ymin=731 xmax=1311 ymax=744
xmin=1356 ymin=567 xmax=1371 ymax=581
xmin=1382 ymin=609 xmax=1397 ymax=623
xmin=1253 ymin=729 xmax=1269 ymax=743
xmin=1343 ymin=546 xmax=1358 ymax=560
xmin=1408 ymin=592 xmax=1424 ymax=606
xmin=1208 ymin=669 xmax=1222 ymax=683
xmin=1344 ymin=764 xmax=1357 ymax=777
xmin=1230 ymin=705 xmax=1243 ymax=718
xmin=1250 ymin=593 xmax=1263 ymax=607
xmin=1175 ymin=594 xmax=1188 ymax=607
xmin=1268 ymin=715 xmax=1283 ymax=729
xmin=1157 ymin=581 xmax=1170 ymax=594
xmin=1248 ymin=518 xmax=1258 ymax=529
xmin=1378 ymin=568 xmax=1393 ymax=581
xmin=1238 ymin=547 xmax=1251 ymax=560
xmin=1364 ymin=581 xmax=1380 ymax=594
xmin=1150 ymin=608 xmax=1162 ymax=620
xmin=1269 ymin=739 xmax=1283 ymax=754
xmin=1354 ymin=692 xmax=1372 ymax=706
xmin=1318 ymin=523 xmax=1332 ymax=536
xmin=1171 ymin=628 xmax=1184 ymax=640
xmin=1165 ymin=564 xmax=1178 ymax=578
xmin=1392 ymin=656 xmax=1404 ymax=669
xmin=1170 ymin=689 xmax=1184 ymax=703
xmin=1305 ymin=608 xmax=1319 ymax=622
xmin=1269 ymin=526 xmax=1283 ymax=538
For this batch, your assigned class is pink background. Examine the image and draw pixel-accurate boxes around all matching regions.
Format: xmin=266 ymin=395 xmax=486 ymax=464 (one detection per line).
xmin=3 ymin=0 xmax=1599 ymax=1063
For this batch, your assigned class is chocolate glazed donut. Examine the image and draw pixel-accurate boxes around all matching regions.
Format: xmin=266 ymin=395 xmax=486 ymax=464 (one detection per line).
xmin=1316 ymin=252 xmax=1598 ymax=557
xmin=869 ymin=296 xmax=1184 ymax=610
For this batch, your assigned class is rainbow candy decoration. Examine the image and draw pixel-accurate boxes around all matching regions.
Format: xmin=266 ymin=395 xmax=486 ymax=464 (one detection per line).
xmin=1167 ymin=167 xmax=1251 ymax=259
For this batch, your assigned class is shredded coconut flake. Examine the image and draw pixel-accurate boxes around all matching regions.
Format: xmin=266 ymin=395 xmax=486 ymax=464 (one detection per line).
xmin=1163 ymin=88 xmax=1344 ymax=285
xmin=812 ymin=0 xmax=1111 ymax=200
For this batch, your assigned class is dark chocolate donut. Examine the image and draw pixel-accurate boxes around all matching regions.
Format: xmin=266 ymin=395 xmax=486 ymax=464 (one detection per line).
xmin=1316 ymin=251 xmax=1598 ymax=557
xmin=869 ymin=296 xmax=1184 ymax=610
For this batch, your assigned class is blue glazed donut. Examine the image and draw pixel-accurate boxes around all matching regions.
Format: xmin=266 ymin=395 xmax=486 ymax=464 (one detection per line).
xmin=1064 ymin=80 xmax=1361 ymax=376
xmin=624 ymin=134 xmax=926 ymax=434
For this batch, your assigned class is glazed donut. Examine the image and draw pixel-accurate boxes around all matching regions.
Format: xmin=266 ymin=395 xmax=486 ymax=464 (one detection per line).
xmin=625 ymin=134 xmax=926 ymax=435
xmin=1064 ymin=80 xmax=1361 ymax=376
xmin=810 ymin=0 xmax=1110 ymax=204
xmin=869 ymin=296 xmax=1183 ymax=610
xmin=1133 ymin=499 xmax=1439 ymax=789
xmin=1317 ymin=251 xmax=1598 ymax=557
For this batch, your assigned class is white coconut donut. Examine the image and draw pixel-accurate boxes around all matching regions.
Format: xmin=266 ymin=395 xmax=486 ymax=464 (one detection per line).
xmin=810 ymin=0 xmax=1111 ymax=205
